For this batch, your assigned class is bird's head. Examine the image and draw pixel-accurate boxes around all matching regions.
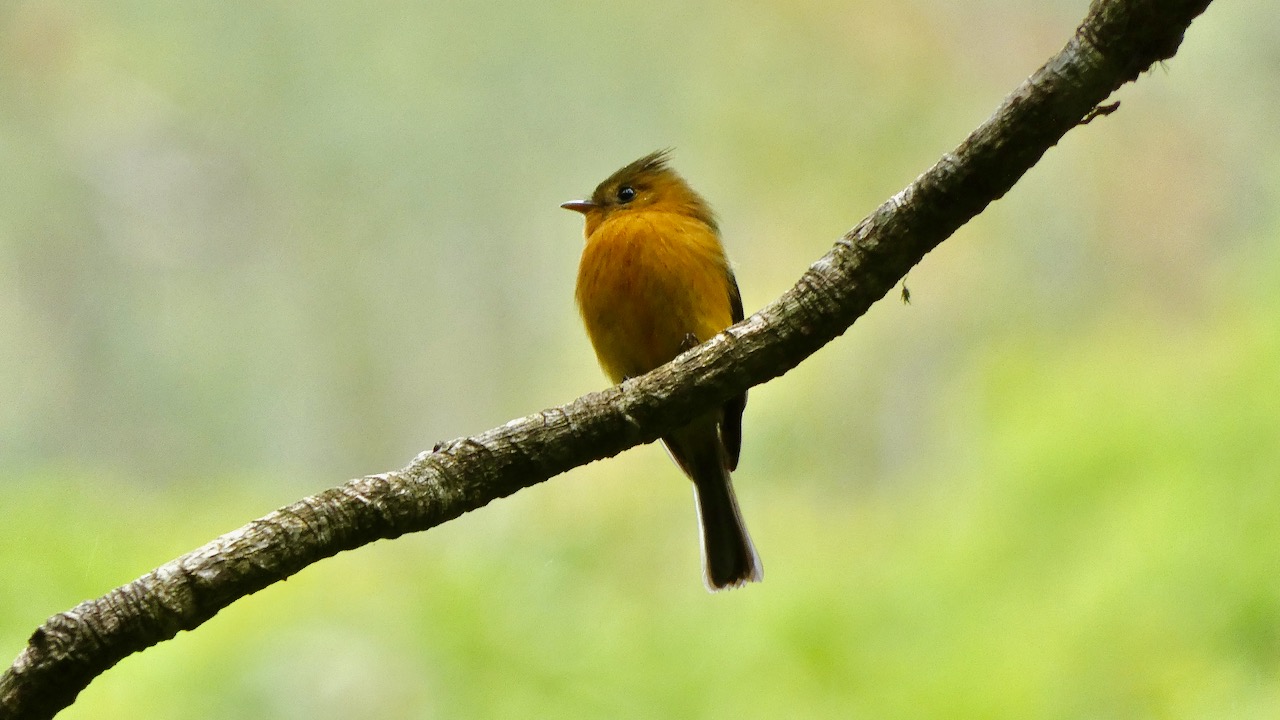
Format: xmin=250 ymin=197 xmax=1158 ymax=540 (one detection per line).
xmin=562 ymin=150 xmax=717 ymax=236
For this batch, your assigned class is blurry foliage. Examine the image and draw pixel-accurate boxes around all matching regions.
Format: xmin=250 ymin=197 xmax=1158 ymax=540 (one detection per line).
xmin=2 ymin=0 xmax=1278 ymax=717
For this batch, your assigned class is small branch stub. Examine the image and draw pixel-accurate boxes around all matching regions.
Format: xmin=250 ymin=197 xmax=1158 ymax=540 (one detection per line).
xmin=1079 ymin=100 xmax=1122 ymax=125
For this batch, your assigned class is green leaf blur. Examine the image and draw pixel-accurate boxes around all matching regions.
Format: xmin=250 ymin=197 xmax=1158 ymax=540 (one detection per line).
xmin=2 ymin=0 xmax=1278 ymax=717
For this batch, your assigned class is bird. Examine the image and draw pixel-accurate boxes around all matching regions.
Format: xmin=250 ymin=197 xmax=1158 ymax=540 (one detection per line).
xmin=562 ymin=149 xmax=762 ymax=591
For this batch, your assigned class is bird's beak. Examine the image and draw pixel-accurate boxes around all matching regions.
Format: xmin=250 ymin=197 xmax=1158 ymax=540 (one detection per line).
xmin=560 ymin=199 xmax=597 ymax=214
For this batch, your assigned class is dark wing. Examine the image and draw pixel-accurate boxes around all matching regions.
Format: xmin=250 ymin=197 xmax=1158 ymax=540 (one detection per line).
xmin=721 ymin=268 xmax=747 ymax=470
xmin=728 ymin=268 xmax=744 ymax=325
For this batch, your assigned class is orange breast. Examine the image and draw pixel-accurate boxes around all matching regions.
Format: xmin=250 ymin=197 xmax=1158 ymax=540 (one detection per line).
xmin=576 ymin=212 xmax=734 ymax=384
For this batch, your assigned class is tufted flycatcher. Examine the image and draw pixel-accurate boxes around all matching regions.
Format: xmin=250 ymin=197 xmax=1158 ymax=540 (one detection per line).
xmin=563 ymin=150 xmax=762 ymax=591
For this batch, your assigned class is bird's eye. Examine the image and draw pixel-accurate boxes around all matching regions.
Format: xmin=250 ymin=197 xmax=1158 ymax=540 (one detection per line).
xmin=616 ymin=186 xmax=637 ymax=203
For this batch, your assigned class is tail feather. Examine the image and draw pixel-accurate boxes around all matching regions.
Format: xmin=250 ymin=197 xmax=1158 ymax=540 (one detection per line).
xmin=664 ymin=425 xmax=762 ymax=592
xmin=692 ymin=469 xmax=763 ymax=591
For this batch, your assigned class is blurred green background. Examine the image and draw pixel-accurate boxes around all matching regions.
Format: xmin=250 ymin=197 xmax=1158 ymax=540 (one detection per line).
xmin=2 ymin=0 xmax=1278 ymax=717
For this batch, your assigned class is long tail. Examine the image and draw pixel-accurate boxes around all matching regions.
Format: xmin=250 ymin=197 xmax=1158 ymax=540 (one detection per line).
xmin=664 ymin=426 xmax=763 ymax=591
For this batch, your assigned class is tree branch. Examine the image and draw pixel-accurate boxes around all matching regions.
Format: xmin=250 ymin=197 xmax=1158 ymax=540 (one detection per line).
xmin=0 ymin=0 xmax=1214 ymax=717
